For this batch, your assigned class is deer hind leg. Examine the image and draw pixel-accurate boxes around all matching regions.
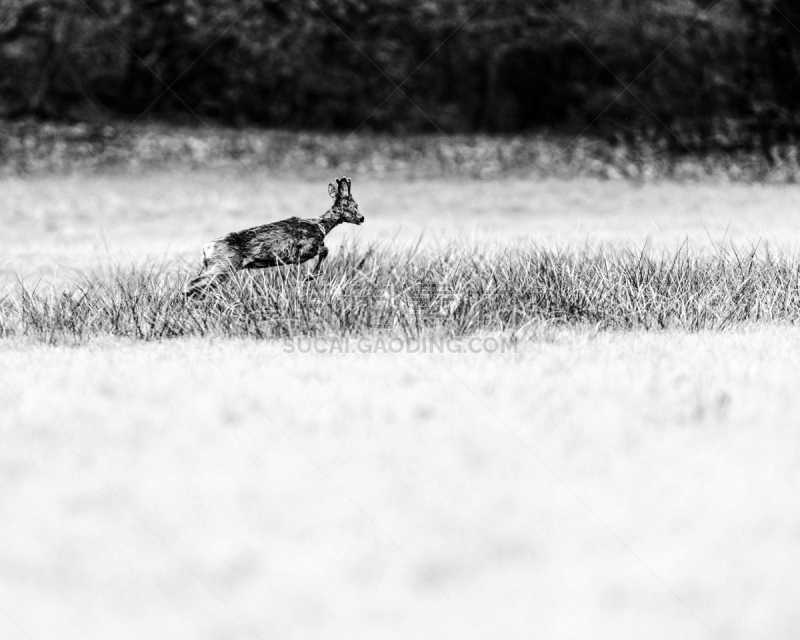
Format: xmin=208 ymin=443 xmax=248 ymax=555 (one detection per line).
xmin=184 ymin=241 xmax=241 ymax=297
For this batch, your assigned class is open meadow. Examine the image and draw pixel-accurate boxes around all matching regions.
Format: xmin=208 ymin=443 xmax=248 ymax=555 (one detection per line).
xmin=4 ymin=170 xmax=800 ymax=283
xmin=2 ymin=0 xmax=799 ymax=633
xmin=2 ymin=167 xmax=800 ymax=639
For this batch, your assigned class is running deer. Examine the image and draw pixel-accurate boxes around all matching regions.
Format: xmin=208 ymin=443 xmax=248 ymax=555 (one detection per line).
xmin=184 ymin=177 xmax=363 ymax=296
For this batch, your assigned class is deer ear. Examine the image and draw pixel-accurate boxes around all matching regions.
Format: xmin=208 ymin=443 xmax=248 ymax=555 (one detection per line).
xmin=328 ymin=182 xmax=338 ymax=199
xmin=337 ymin=177 xmax=347 ymax=196
xmin=345 ymin=177 xmax=352 ymax=195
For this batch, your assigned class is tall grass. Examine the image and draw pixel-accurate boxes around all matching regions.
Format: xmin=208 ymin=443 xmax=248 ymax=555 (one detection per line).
xmin=2 ymin=242 xmax=799 ymax=344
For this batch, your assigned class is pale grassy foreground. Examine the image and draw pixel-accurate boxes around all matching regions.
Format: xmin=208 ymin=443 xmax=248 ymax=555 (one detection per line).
xmin=1 ymin=329 xmax=799 ymax=640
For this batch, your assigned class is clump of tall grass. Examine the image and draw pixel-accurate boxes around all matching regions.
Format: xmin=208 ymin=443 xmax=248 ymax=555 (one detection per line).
xmin=2 ymin=242 xmax=800 ymax=344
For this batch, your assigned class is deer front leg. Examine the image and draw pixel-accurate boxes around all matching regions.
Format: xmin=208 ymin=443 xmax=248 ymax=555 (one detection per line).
xmin=305 ymin=245 xmax=329 ymax=280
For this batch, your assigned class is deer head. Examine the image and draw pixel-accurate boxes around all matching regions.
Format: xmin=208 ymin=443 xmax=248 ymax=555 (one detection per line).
xmin=328 ymin=176 xmax=363 ymax=225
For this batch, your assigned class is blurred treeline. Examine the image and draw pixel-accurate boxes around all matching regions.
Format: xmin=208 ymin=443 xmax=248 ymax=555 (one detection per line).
xmin=1 ymin=0 xmax=799 ymax=151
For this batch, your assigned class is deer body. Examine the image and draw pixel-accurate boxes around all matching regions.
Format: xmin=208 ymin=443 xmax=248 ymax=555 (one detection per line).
xmin=185 ymin=177 xmax=362 ymax=296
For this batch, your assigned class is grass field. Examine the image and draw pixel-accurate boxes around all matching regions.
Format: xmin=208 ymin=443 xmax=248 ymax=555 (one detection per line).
xmin=2 ymin=331 xmax=799 ymax=640
xmin=4 ymin=171 xmax=800 ymax=284
xmin=2 ymin=169 xmax=800 ymax=639
xmin=4 ymin=241 xmax=800 ymax=342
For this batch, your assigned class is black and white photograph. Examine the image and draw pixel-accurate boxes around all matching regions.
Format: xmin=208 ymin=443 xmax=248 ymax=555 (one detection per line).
xmin=1 ymin=1 xmax=799 ymax=638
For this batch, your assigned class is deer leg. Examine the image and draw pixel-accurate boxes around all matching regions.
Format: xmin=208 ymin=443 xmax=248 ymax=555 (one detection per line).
xmin=305 ymin=245 xmax=329 ymax=281
xmin=184 ymin=261 xmax=231 ymax=297
xmin=184 ymin=242 xmax=241 ymax=297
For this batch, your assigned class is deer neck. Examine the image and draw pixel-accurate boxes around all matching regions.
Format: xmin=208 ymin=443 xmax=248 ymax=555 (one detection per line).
xmin=316 ymin=209 xmax=344 ymax=235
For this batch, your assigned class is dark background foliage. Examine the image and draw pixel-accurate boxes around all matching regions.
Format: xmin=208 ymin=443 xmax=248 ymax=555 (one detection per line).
xmin=1 ymin=0 xmax=799 ymax=150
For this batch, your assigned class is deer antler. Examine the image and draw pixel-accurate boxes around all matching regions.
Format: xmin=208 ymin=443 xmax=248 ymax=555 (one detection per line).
xmin=328 ymin=176 xmax=352 ymax=199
